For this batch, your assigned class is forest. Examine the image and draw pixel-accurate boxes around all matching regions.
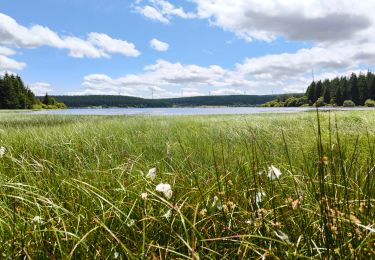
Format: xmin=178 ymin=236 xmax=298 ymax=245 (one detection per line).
xmin=0 ymin=74 xmax=66 ymax=109
xmin=51 ymin=94 xmax=294 ymax=108
xmin=264 ymin=72 xmax=375 ymax=107
xmin=0 ymin=73 xmax=36 ymax=109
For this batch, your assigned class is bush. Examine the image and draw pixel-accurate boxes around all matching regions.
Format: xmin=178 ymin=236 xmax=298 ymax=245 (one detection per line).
xmin=364 ymin=99 xmax=375 ymax=107
xmin=343 ymin=100 xmax=356 ymax=107
xmin=314 ymin=97 xmax=325 ymax=107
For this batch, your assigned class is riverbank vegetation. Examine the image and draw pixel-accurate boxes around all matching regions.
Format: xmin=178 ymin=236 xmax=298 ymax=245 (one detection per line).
xmin=0 ymin=111 xmax=373 ymax=258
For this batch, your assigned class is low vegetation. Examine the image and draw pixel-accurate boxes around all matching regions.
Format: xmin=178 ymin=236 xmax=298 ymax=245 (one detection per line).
xmin=0 ymin=110 xmax=373 ymax=258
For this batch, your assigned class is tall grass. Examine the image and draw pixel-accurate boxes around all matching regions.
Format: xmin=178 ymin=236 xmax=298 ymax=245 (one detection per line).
xmin=0 ymin=111 xmax=374 ymax=258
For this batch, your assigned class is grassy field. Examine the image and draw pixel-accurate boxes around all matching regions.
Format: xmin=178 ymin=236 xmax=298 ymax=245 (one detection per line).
xmin=0 ymin=110 xmax=374 ymax=259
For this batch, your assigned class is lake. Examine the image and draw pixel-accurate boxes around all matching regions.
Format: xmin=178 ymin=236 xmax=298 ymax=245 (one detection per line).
xmin=28 ymin=107 xmax=375 ymax=116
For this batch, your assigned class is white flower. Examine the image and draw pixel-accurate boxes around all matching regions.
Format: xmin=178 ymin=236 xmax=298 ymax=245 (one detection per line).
xmin=126 ymin=218 xmax=135 ymax=227
xmin=274 ymin=230 xmax=291 ymax=244
xmin=163 ymin=209 xmax=172 ymax=219
xmin=155 ymin=183 xmax=172 ymax=199
xmin=211 ymin=196 xmax=219 ymax=207
xmin=141 ymin=192 xmax=148 ymax=200
xmin=114 ymin=251 xmax=119 ymax=259
xmin=146 ymin=167 xmax=157 ymax=180
xmin=256 ymin=192 xmax=266 ymax=203
xmin=31 ymin=216 xmax=44 ymax=225
xmin=268 ymin=165 xmax=282 ymax=180
xmin=0 ymin=146 xmax=5 ymax=158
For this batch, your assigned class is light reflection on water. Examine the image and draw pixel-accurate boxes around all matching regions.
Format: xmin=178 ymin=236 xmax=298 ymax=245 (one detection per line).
xmin=29 ymin=107 xmax=374 ymax=116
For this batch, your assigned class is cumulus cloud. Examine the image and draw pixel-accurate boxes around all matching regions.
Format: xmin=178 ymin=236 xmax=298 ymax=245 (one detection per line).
xmin=88 ymin=33 xmax=140 ymax=57
xmin=150 ymin=38 xmax=169 ymax=51
xmin=192 ymin=0 xmax=374 ymax=44
xmin=134 ymin=0 xmax=196 ymax=24
xmin=0 ymin=46 xmax=26 ymax=71
xmin=29 ymin=82 xmax=54 ymax=96
xmin=0 ymin=13 xmax=140 ymax=58
xmin=0 ymin=55 xmax=26 ymax=71
xmin=79 ymin=59 xmax=270 ymax=97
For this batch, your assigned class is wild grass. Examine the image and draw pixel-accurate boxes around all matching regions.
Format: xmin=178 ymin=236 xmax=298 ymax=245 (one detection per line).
xmin=0 ymin=110 xmax=374 ymax=259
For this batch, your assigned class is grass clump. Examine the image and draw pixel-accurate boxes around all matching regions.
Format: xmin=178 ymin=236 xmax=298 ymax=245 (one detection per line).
xmin=0 ymin=111 xmax=374 ymax=258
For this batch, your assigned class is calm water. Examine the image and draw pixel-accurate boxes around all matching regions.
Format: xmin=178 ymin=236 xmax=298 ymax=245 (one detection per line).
xmin=28 ymin=107 xmax=375 ymax=116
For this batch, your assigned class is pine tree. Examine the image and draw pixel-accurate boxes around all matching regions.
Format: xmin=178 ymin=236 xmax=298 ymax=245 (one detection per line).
xmin=306 ymin=81 xmax=316 ymax=103
xmin=315 ymin=81 xmax=323 ymax=101
xmin=349 ymin=73 xmax=359 ymax=105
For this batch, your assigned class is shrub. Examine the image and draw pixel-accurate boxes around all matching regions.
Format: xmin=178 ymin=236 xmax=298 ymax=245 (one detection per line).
xmin=364 ymin=99 xmax=375 ymax=107
xmin=343 ymin=100 xmax=356 ymax=107
xmin=314 ymin=97 xmax=325 ymax=107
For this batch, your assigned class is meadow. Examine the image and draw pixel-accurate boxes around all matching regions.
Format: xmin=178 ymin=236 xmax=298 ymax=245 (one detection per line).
xmin=0 ymin=110 xmax=374 ymax=259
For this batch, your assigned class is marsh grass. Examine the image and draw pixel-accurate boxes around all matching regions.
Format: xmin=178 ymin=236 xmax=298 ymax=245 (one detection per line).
xmin=0 ymin=111 xmax=374 ymax=258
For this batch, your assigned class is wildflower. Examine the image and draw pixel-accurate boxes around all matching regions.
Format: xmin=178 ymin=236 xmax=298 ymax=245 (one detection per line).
xmin=146 ymin=167 xmax=157 ymax=180
xmin=114 ymin=251 xmax=119 ymax=259
xmin=126 ymin=218 xmax=135 ymax=227
xmin=320 ymin=156 xmax=329 ymax=166
xmin=141 ymin=192 xmax=148 ymax=200
xmin=227 ymin=201 xmax=236 ymax=210
xmin=200 ymin=208 xmax=207 ymax=217
xmin=163 ymin=209 xmax=172 ymax=219
xmin=349 ymin=214 xmax=361 ymax=224
xmin=211 ymin=196 xmax=219 ymax=207
xmin=267 ymin=165 xmax=282 ymax=180
xmin=291 ymin=199 xmax=300 ymax=209
xmin=359 ymin=202 xmax=367 ymax=213
xmin=156 ymin=183 xmax=172 ymax=199
xmin=32 ymin=216 xmax=44 ymax=225
xmin=274 ymin=230 xmax=291 ymax=244
xmin=256 ymin=192 xmax=266 ymax=203
xmin=0 ymin=146 xmax=5 ymax=158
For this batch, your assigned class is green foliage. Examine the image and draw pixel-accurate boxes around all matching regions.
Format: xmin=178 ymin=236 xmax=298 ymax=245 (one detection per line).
xmin=0 ymin=73 xmax=36 ymax=109
xmin=263 ymin=95 xmax=308 ymax=107
xmin=364 ymin=99 xmax=375 ymax=107
xmin=343 ymin=100 xmax=356 ymax=107
xmin=314 ymin=96 xmax=325 ymax=107
xmin=50 ymin=94 xmax=300 ymax=108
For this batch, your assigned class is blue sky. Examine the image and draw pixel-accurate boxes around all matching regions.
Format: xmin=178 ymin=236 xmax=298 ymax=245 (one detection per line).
xmin=0 ymin=0 xmax=374 ymax=97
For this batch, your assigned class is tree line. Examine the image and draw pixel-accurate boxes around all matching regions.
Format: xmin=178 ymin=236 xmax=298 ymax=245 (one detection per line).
xmin=0 ymin=73 xmax=66 ymax=109
xmin=0 ymin=73 xmax=36 ymax=109
xmin=263 ymin=72 xmax=375 ymax=107
xmin=306 ymin=72 xmax=375 ymax=106
xmin=52 ymin=94 xmax=295 ymax=108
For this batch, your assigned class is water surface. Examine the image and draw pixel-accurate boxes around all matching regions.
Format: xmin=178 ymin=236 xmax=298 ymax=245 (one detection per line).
xmin=29 ymin=106 xmax=375 ymax=116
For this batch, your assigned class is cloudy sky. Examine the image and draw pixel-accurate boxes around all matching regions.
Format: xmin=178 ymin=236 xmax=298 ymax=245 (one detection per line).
xmin=1 ymin=0 xmax=374 ymax=97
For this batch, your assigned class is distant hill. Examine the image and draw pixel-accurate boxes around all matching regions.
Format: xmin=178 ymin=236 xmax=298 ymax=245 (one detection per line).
xmin=48 ymin=94 xmax=302 ymax=108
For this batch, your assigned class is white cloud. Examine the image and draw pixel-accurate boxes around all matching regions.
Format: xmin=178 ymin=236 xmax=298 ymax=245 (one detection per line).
xmin=0 ymin=46 xmax=26 ymax=71
xmin=0 ymin=46 xmax=15 ymax=56
xmin=79 ymin=59 xmax=264 ymax=97
xmin=150 ymin=38 xmax=169 ymax=52
xmin=192 ymin=0 xmax=374 ymax=44
xmin=0 ymin=13 xmax=140 ymax=58
xmin=29 ymin=82 xmax=54 ymax=96
xmin=134 ymin=0 xmax=196 ymax=24
xmin=0 ymin=55 xmax=26 ymax=71
xmin=211 ymin=88 xmax=244 ymax=95
xmin=88 ymin=33 xmax=140 ymax=57
xmin=135 ymin=5 xmax=170 ymax=24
